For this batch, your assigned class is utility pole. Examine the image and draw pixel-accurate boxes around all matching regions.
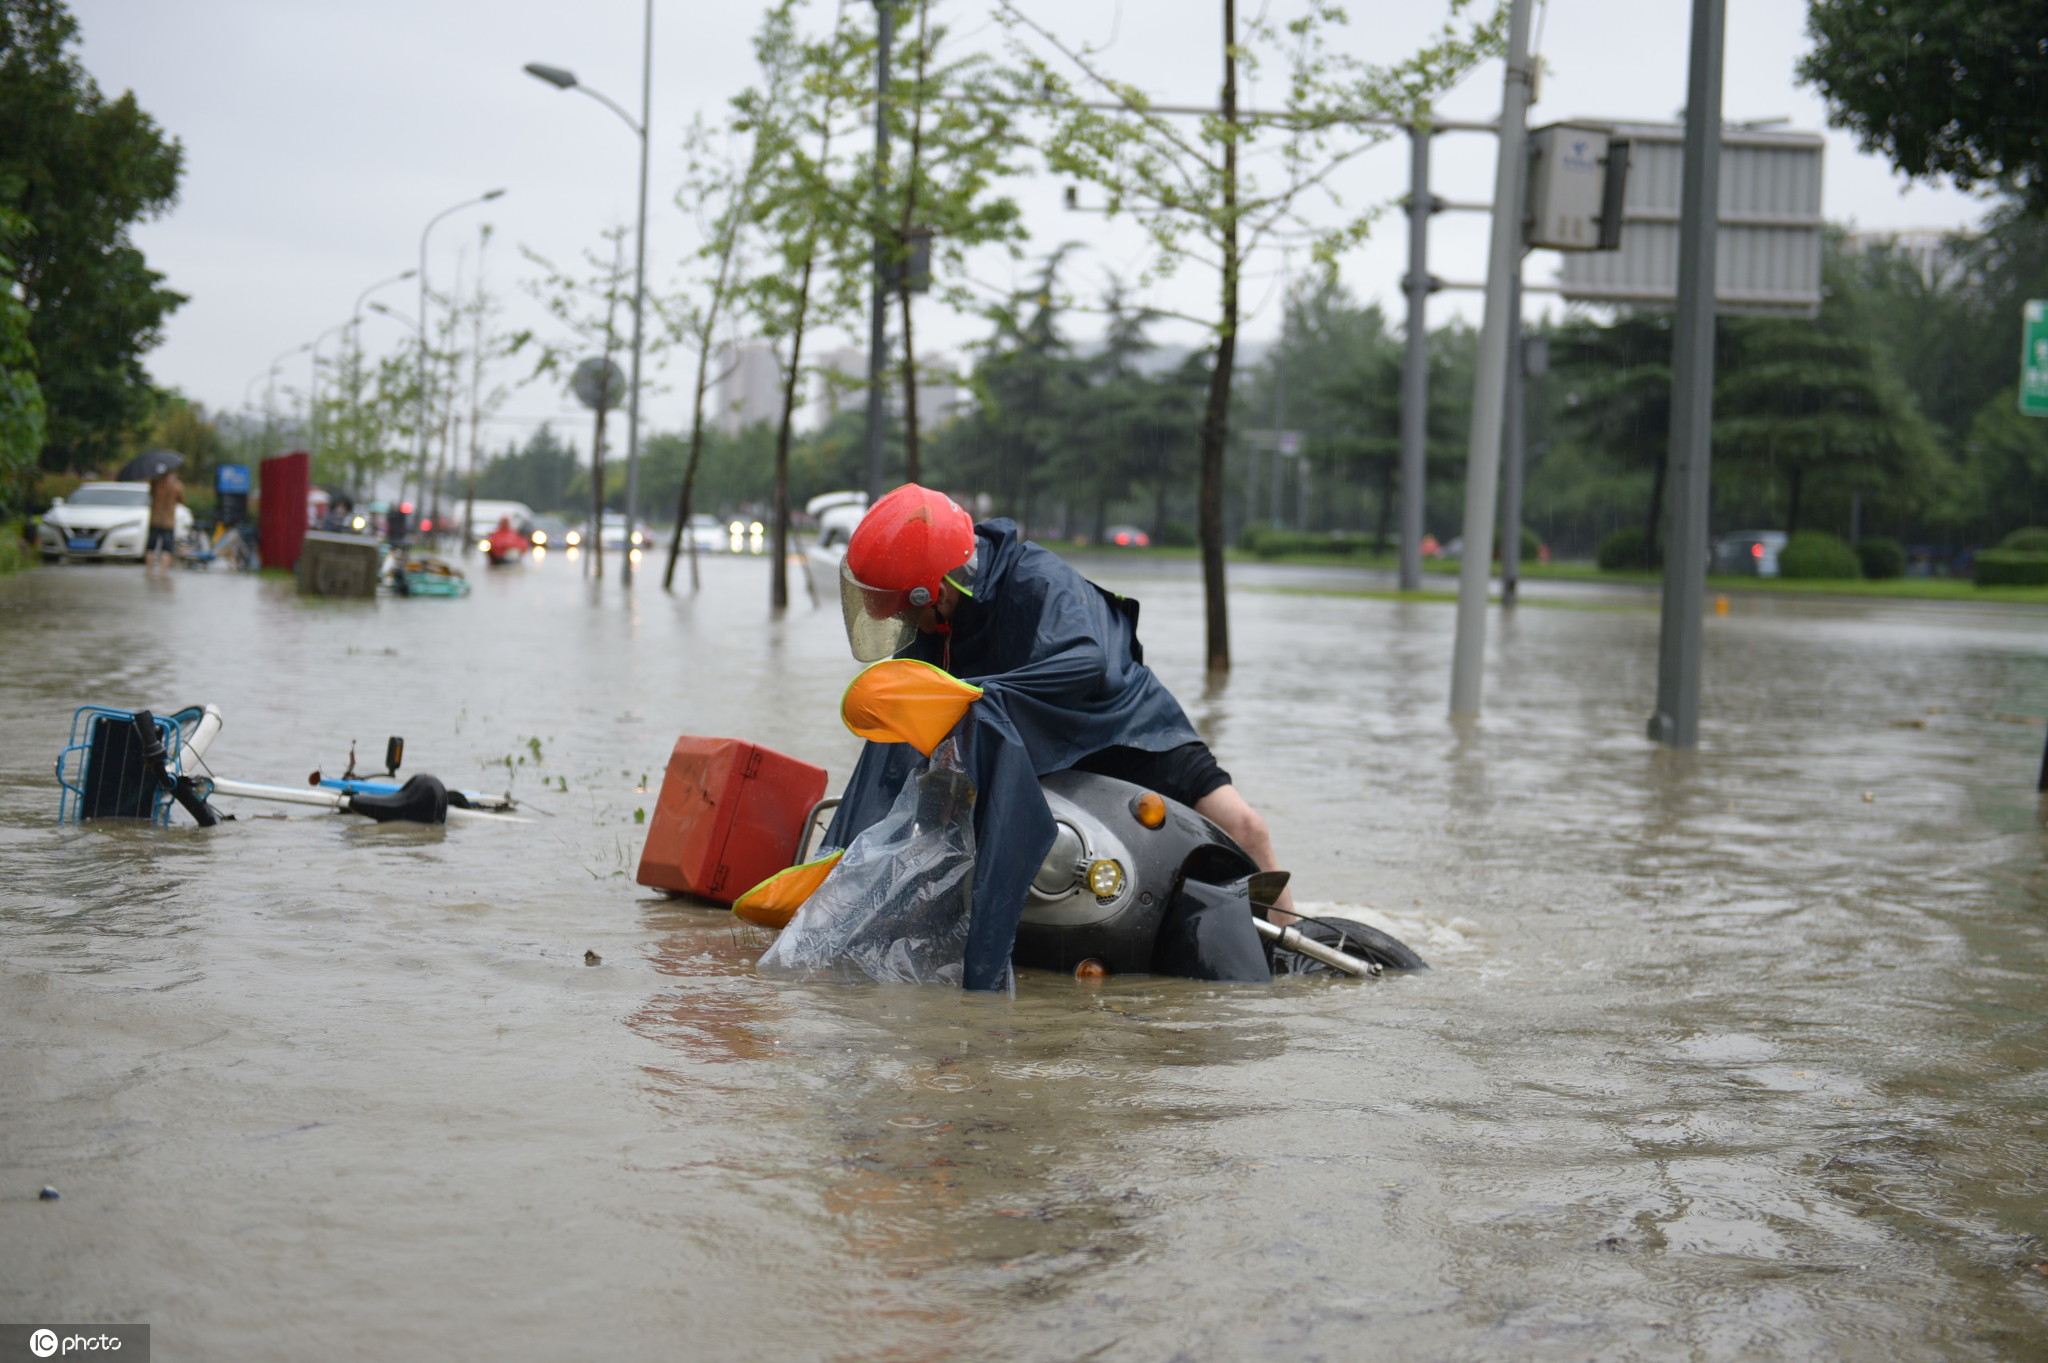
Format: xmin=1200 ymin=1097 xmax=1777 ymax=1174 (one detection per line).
xmin=1398 ymin=125 xmax=1434 ymax=592
xmin=862 ymin=0 xmax=895 ymax=499
xmin=621 ymin=0 xmax=653 ymax=583
xmin=1448 ymin=0 xmax=1534 ymax=717
xmin=1647 ymin=0 xmax=1726 ymax=748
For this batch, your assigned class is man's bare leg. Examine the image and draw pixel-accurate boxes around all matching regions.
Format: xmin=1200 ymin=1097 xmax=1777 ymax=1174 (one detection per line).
xmin=1194 ymin=784 xmax=1297 ymax=924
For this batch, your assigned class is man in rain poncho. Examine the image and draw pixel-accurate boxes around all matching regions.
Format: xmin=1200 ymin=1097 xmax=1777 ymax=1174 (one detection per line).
xmin=812 ymin=484 xmax=1293 ymax=990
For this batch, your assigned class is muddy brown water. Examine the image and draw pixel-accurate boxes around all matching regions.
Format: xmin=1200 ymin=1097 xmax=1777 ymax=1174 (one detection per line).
xmin=2 ymin=551 xmax=2045 ymax=1361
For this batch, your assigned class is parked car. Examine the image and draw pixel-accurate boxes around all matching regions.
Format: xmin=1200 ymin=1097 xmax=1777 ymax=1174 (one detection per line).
xmin=802 ymin=490 xmax=868 ymax=600
xmin=579 ymin=513 xmax=651 ymax=551
xmin=37 ymin=483 xmax=193 ymax=562
xmin=1711 ymin=530 xmax=1787 ymax=577
xmin=682 ymin=513 xmax=726 ymax=552
xmin=1104 ymin=524 xmax=1151 ymax=548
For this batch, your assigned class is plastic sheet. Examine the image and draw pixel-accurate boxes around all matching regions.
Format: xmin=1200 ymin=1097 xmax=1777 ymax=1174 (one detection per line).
xmin=758 ymin=740 xmax=976 ymax=986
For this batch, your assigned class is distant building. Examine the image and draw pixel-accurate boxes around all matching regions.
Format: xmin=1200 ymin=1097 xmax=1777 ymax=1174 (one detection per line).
xmin=718 ymin=342 xmax=784 ymax=435
xmin=1841 ymin=228 xmax=1972 ymax=288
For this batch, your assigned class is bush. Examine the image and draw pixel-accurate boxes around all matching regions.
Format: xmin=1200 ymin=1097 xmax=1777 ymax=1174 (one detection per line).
xmin=1854 ymin=536 xmax=1904 ymax=580
xmin=1998 ymin=526 xmax=2048 ymax=554
xmin=1777 ymin=531 xmax=1862 ymax=579
xmin=1973 ymin=549 xmax=2048 ymax=586
xmin=0 ymin=519 xmax=33 ymax=577
xmin=1596 ymin=527 xmax=1659 ymax=572
xmin=1156 ymin=520 xmax=1197 ymax=548
xmin=1242 ymin=527 xmax=1374 ymax=559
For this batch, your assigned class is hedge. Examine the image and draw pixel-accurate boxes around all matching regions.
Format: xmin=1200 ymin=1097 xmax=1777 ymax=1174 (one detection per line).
xmin=1777 ymin=531 xmax=1862 ymax=579
xmin=1998 ymin=526 xmax=2048 ymax=554
xmin=1854 ymin=537 xmax=1904 ymax=580
xmin=1596 ymin=527 xmax=1659 ymax=572
xmin=1973 ymin=549 xmax=2048 ymax=586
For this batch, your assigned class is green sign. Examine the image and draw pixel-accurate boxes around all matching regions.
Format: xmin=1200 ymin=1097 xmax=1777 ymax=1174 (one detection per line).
xmin=2024 ymin=300 xmax=2048 ymax=417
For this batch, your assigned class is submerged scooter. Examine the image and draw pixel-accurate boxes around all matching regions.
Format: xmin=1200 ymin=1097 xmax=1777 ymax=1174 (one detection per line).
xmin=783 ymin=767 xmax=1427 ymax=983
xmin=56 ymin=703 xmax=523 ymax=828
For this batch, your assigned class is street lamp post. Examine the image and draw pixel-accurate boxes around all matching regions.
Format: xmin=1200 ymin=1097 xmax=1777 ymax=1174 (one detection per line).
xmin=415 ymin=190 xmax=506 ymax=542
xmin=525 ymin=0 xmax=653 ymax=582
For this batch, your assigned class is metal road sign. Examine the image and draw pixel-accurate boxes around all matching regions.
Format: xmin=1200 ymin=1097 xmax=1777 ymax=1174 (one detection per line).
xmin=1556 ymin=121 xmax=1824 ymax=317
xmin=2023 ymin=301 xmax=2048 ymax=417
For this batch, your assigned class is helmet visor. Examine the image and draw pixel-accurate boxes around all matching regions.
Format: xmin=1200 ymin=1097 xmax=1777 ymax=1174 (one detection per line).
xmin=840 ymin=559 xmax=919 ymax=662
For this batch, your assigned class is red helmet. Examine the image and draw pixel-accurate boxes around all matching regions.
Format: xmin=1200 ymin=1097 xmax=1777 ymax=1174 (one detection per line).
xmin=839 ymin=485 xmax=977 ymax=661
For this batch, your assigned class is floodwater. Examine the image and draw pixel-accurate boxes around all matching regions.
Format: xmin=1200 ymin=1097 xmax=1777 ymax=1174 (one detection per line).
xmin=2 ymin=548 xmax=2045 ymax=1361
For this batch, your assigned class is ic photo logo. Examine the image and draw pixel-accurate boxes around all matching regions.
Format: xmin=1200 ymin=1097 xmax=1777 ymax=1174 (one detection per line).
xmin=26 ymin=1330 xmax=126 ymax=1357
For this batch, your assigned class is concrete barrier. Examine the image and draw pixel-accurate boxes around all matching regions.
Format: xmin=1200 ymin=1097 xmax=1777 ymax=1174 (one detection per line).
xmin=296 ymin=531 xmax=383 ymax=597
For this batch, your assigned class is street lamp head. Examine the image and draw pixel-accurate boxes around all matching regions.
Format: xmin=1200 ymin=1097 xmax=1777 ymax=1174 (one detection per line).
xmin=483 ymin=188 xmax=507 ymax=201
xmin=524 ymin=62 xmax=578 ymax=90
xmin=397 ymin=268 xmax=419 ymax=280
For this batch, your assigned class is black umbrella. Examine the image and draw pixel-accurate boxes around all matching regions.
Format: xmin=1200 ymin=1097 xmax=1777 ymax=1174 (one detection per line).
xmin=119 ymin=449 xmax=184 ymax=482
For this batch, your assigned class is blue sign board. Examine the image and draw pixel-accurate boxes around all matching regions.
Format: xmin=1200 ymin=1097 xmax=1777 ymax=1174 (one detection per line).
xmin=216 ymin=463 xmax=251 ymax=494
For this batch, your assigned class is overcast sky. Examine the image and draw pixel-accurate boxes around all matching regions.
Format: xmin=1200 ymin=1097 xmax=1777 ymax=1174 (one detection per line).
xmin=74 ymin=0 xmax=1991 ymax=451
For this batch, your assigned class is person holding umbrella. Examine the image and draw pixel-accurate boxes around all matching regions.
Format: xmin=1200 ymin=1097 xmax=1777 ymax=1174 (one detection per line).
xmin=121 ymin=449 xmax=185 ymax=575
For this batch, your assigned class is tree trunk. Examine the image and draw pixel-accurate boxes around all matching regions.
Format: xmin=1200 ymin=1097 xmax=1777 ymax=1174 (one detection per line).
xmin=1643 ymin=451 xmax=1667 ymax=572
xmin=899 ymin=289 xmax=921 ymax=484
xmin=588 ymin=404 xmax=607 ymax=579
xmin=1197 ymin=0 xmax=1239 ymax=674
xmin=898 ymin=2 xmax=929 ymax=484
xmin=771 ymin=259 xmax=816 ymax=612
xmin=1374 ymin=461 xmax=1395 ymax=554
xmin=662 ymin=338 xmax=715 ymax=594
xmin=1785 ymin=464 xmax=1804 ymax=538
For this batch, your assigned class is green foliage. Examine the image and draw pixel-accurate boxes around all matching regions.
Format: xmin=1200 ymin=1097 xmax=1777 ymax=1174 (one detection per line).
xmin=1242 ymin=527 xmax=1375 ymax=559
xmin=1973 ymin=549 xmax=2048 ymax=587
xmin=0 ymin=517 xmax=30 ymax=574
xmin=1854 ymin=536 xmax=1904 ymax=580
xmin=0 ymin=0 xmax=184 ymax=471
xmin=1961 ymin=394 xmax=2048 ymax=542
xmin=474 ymin=423 xmax=580 ymax=513
xmin=1800 ymin=1 xmax=2048 ymax=213
xmin=0 ymin=221 xmax=43 ymax=509
xmin=2001 ymin=526 xmax=2048 ymax=553
xmin=1596 ymin=527 xmax=1658 ymax=573
xmin=1713 ymin=285 xmax=1942 ymax=535
xmin=1156 ymin=519 xmax=1196 ymax=548
xmin=1777 ymin=530 xmax=1862 ymax=580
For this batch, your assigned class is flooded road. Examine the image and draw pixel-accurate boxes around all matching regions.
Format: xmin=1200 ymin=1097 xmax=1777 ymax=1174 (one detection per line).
xmin=3 ymin=549 xmax=2045 ymax=1360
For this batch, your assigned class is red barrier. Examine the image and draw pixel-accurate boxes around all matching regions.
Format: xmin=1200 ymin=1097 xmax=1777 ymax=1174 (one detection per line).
xmin=258 ymin=451 xmax=310 ymax=570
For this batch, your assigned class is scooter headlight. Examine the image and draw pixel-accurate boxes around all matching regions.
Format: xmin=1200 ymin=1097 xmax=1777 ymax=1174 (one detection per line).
xmin=1087 ymin=858 xmax=1124 ymax=899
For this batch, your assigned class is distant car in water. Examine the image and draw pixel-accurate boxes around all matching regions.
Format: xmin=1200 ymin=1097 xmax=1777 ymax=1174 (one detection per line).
xmin=579 ymin=513 xmax=650 ymax=551
xmin=526 ymin=513 xmax=571 ymax=548
xmin=1104 ymin=524 xmax=1151 ymax=548
xmin=37 ymin=482 xmax=192 ymax=562
xmin=682 ymin=513 xmax=726 ymax=552
xmin=1711 ymin=530 xmax=1787 ymax=577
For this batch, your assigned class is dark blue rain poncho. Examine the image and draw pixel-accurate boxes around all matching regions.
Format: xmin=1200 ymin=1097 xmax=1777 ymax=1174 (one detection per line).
xmin=820 ymin=519 xmax=1200 ymax=989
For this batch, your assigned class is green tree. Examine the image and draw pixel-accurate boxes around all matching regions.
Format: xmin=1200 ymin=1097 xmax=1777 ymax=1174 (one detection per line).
xmin=0 ymin=211 xmax=44 ymax=508
xmin=1715 ymin=298 xmax=1942 ymax=537
xmin=996 ymin=0 xmax=1503 ymax=671
xmin=740 ymin=0 xmax=867 ymax=608
xmin=475 ymin=423 xmax=580 ymax=513
xmin=1800 ymin=1 xmax=2048 ymax=213
xmin=879 ymin=0 xmax=1026 ymax=475
xmin=525 ymin=224 xmax=637 ymax=570
xmin=1960 ymin=388 xmax=2048 ymax=537
xmin=0 ymin=0 xmax=183 ymax=472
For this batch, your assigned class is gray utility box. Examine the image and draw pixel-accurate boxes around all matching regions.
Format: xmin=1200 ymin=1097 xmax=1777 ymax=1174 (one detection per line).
xmin=1525 ymin=123 xmax=1627 ymax=252
xmin=296 ymin=531 xmax=383 ymax=598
